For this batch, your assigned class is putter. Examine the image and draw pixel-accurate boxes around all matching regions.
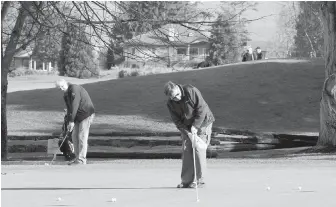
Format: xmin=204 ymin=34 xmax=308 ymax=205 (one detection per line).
xmin=59 ymin=131 xmax=69 ymax=148
xmin=48 ymin=153 xmax=56 ymax=165
xmin=49 ymin=133 xmax=67 ymax=165
xmin=192 ymin=133 xmax=200 ymax=202
xmin=51 ymin=131 xmax=72 ymax=165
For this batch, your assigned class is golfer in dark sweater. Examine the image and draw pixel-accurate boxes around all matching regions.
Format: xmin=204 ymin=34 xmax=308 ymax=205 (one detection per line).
xmin=164 ymin=81 xmax=215 ymax=188
xmin=56 ymin=79 xmax=95 ymax=165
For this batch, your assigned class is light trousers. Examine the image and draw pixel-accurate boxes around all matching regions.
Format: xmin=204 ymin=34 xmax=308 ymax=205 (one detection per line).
xmin=180 ymin=123 xmax=212 ymax=184
xmin=72 ymin=114 xmax=94 ymax=163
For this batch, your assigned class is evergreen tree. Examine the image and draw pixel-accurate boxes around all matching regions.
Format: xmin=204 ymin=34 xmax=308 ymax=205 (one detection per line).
xmin=208 ymin=2 xmax=252 ymax=65
xmin=208 ymin=15 xmax=246 ymax=65
xmin=32 ymin=30 xmax=61 ymax=68
xmin=106 ymin=40 xmax=124 ymax=69
xmin=59 ymin=24 xmax=98 ymax=78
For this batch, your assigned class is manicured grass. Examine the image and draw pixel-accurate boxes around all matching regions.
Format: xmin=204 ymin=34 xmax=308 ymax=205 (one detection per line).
xmin=7 ymin=59 xmax=325 ymax=136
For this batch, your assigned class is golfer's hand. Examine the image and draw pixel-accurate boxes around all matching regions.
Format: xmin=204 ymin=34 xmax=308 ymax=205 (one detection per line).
xmin=68 ymin=122 xmax=75 ymax=132
xmin=191 ymin=126 xmax=198 ymax=135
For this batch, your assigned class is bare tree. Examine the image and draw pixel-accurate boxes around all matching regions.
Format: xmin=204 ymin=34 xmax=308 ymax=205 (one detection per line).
xmin=2 ymin=1 xmax=35 ymax=160
xmin=0 ymin=1 xmax=211 ymax=160
xmin=1 ymin=1 xmax=276 ymax=160
xmin=274 ymin=2 xmax=298 ymax=54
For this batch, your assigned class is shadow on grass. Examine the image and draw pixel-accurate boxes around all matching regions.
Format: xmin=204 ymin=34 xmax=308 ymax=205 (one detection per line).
xmin=294 ymin=146 xmax=336 ymax=154
xmin=11 ymin=122 xmax=174 ymax=136
xmin=217 ymin=146 xmax=336 ymax=159
xmin=2 ymin=187 xmax=177 ymax=191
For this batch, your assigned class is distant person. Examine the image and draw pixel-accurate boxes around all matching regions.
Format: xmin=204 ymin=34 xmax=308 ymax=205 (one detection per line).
xmin=164 ymin=81 xmax=215 ymax=188
xmin=242 ymin=48 xmax=254 ymax=62
xmin=254 ymin=46 xmax=263 ymax=60
xmin=55 ymin=79 xmax=95 ymax=165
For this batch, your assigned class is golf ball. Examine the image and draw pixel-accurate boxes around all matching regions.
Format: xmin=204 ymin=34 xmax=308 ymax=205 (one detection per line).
xmin=111 ymin=198 xmax=117 ymax=202
xmin=298 ymin=186 xmax=302 ymax=191
xmin=57 ymin=197 xmax=62 ymax=201
xmin=266 ymin=187 xmax=271 ymax=191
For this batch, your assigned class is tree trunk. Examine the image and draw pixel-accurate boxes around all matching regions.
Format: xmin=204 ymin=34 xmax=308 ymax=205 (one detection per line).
xmin=1 ymin=60 xmax=9 ymax=160
xmin=321 ymin=2 xmax=336 ymax=77
xmin=318 ymin=2 xmax=336 ymax=146
xmin=1 ymin=2 xmax=11 ymax=24
xmin=1 ymin=2 xmax=33 ymax=160
xmin=318 ymin=74 xmax=336 ymax=146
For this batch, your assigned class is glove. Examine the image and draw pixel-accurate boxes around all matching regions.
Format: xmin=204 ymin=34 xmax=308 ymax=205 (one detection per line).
xmin=68 ymin=122 xmax=75 ymax=132
xmin=191 ymin=126 xmax=198 ymax=135
xmin=187 ymin=132 xmax=196 ymax=148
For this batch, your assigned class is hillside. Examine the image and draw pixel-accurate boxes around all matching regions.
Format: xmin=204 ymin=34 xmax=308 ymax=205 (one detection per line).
xmin=7 ymin=59 xmax=325 ymax=136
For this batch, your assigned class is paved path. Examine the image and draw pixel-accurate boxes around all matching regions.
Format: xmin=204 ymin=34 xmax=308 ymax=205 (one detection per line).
xmin=2 ymin=157 xmax=336 ymax=207
xmin=7 ymin=74 xmax=116 ymax=93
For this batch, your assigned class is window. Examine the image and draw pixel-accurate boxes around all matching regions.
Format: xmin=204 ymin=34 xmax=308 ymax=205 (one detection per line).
xmin=177 ymin=48 xmax=187 ymax=55
xmin=131 ymin=48 xmax=136 ymax=55
xmin=205 ymin=48 xmax=210 ymax=56
xmin=190 ymin=48 xmax=199 ymax=55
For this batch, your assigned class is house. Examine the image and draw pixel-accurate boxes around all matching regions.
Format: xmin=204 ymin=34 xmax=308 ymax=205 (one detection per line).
xmin=123 ymin=24 xmax=211 ymax=67
xmin=12 ymin=50 xmax=55 ymax=71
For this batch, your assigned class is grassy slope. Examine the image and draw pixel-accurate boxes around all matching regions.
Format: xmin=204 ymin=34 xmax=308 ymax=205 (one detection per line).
xmin=7 ymin=59 xmax=325 ymax=136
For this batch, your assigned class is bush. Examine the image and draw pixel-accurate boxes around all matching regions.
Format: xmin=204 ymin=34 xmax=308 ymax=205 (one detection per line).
xmin=131 ymin=64 xmax=140 ymax=69
xmin=24 ymin=70 xmax=34 ymax=75
xmin=115 ymin=63 xmax=195 ymax=79
xmin=195 ymin=61 xmax=213 ymax=69
xmin=118 ymin=70 xmax=128 ymax=78
xmin=80 ymin=70 xmax=93 ymax=79
xmin=182 ymin=60 xmax=200 ymax=68
xmin=8 ymin=67 xmax=58 ymax=77
xmin=8 ymin=67 xmax=27 ymax=77
xmin=130 ymin=70 xmax=140 ymax=77
xmin=118 ymin=69 xmax=141 ymax=78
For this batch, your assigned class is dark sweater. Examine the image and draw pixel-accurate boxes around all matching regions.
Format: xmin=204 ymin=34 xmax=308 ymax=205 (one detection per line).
xmin=242 ymin=53 xmax=254 ymax=62
xmin=167 ymin=84 xmax=215 ymax=131
xmin=64 ymin=84 xmax=95 ymax=123
xmin=254 ymin=52 xmax=263 ymax=60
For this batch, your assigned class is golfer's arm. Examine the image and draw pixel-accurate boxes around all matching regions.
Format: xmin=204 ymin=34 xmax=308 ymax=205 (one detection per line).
xmin=191 ymin=88 xmax=206 ymax=129
xmin=70 ymin=88 xmax=80 ymax=122
xmin=167 ymin=104 xmax=186 ymax=131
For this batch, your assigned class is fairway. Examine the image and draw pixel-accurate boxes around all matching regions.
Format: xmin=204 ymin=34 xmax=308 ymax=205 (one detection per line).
xmin=2 ymin=157 xmax=336 ymax=207
xmin=7 ymin=59 xmax=325 ymax=136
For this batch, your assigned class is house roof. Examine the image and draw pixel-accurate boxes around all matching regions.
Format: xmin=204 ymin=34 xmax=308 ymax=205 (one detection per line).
xmin=13 ymin=50 xmax=32 ymax=58
xmin=124 ymin=24 xmax=211 ymax=47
